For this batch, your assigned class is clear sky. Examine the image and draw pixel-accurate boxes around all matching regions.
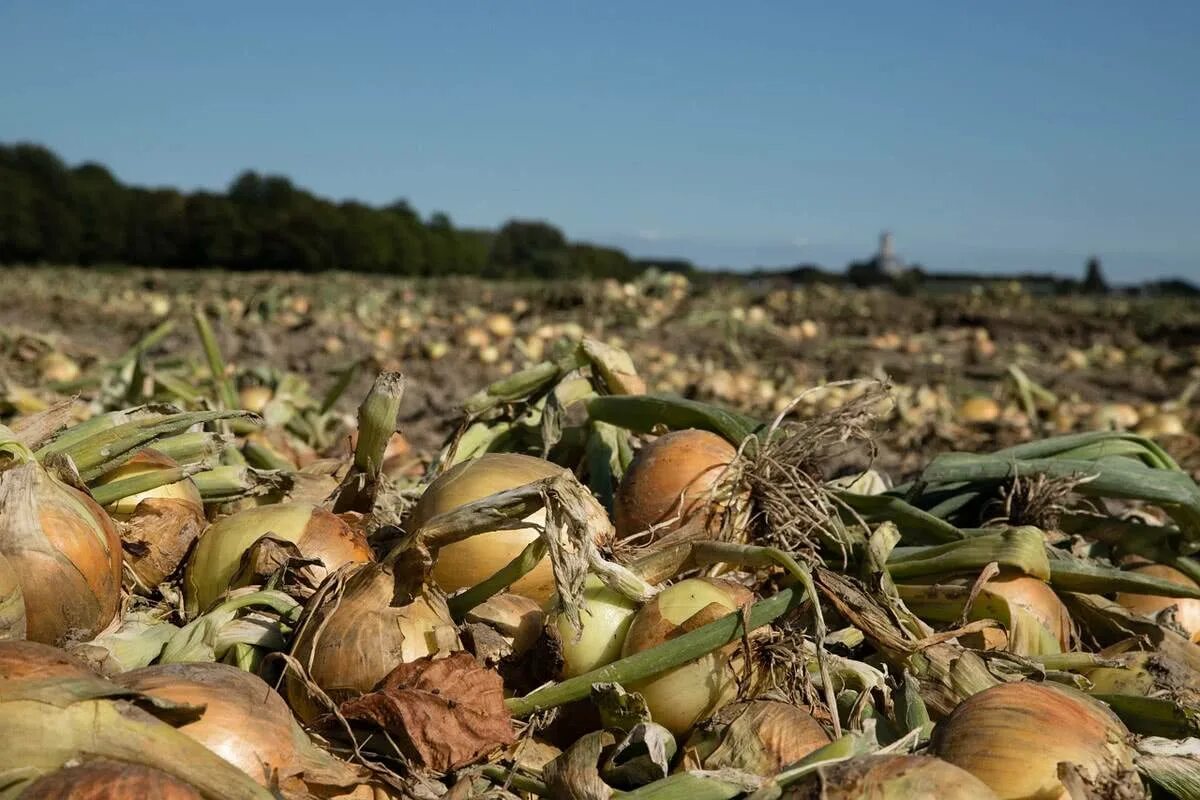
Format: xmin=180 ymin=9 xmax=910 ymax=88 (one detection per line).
xmin=2 ymin=1 xmax=1198 ymax=280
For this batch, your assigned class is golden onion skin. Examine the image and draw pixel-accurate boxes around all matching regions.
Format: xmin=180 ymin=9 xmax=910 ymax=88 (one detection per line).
xmin=614 ymin=429 xmax=737 ymax=543
xmin=96 ymin=449 xmax=203 ymax=519
xmin=287 ymin=561 xmax=462 ymax=724
xmin=1116 ymin=564 xmax=1200 ymax=641
xmin=551 ymin=575 xmax=640 ymax=678
xmin=17 ymin=760 xmax=203 ymax=800
xmin=0 ymin=640 xmax=96 ymax=682
xmin=793 ymin=754 xmax=1000 ymax=800
xmin=408 ymin=453 xmax=567 ymax=603
xmin=184 ymin=503 xmax=373 ymax=616
xmin=0 ymin=462 xmax=122 ymax=645
xmin=985 ymin=574 xmax=1072 ymax=650
xmin=932 ymin=682 xmax=1136 ymax=800
xmin=621 ymin=578 xmax=753 ymax=736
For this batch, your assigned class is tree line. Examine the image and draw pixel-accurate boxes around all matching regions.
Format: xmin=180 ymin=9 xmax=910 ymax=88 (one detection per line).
xmin=0 ymin=143 xmax=689 ymax=279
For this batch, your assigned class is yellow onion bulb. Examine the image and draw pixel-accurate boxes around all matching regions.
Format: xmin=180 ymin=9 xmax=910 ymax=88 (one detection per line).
xmin=682 ymin=700 xmax=830 ymax=775
xmin=932 ymin=681 xmax=1136 ymax=800
xmin=621 ymin=578 xmax=753 ymax=736
xmin=237 ymin=385 xmax=274 ymax=415
xmin=0 ymin=462 xmax=122 ymax=645
xmin=287 ymin=561 xmax=462 ymax=724
xmin=0 ymin=640 xmax=97 ymax=682
xmin=114 ymin=662 xmax=357 ymax=792
xmin=17 ymin=760 xmax=203 ymax=800
xmin=184 ymin=503 xmax=372 ymax=616
xmin=1116 ymin=564 xmax=1200 ymax=640
xmin=614 ymin=429 xmax=739 ymax=543
xmin=549 ymin=574 xmax=640 ymax=678
xmin=408 ymin=453 xmax=567 ymax=603
xmin=93 ymin=449 xmax=206 ymax=588
xmin=797 ymin=755 xmax=999 ymax=800
xmin=981 ymin=574 xmax=1072 ymax=652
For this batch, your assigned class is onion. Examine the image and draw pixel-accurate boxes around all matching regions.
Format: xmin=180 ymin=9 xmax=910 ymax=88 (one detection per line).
xmin=237 ymin=385 xmax=274 ymax=414
xmin=620 ymin=577 xmax=753 ymax=736
xmin=115 ymin=662 xmax=364 ymax=795
xmin=94 ymin=449 xmax=206 ymax=588
xmin=932 ymin=681 xmax=1137 ymax=800
xmin=184 ymin=503 xmax=373 ymax=616
xmin=981 ymin=574 xmax=1072 ymax=651
xmin=550 ymin=574 xmax=639 ymax=678
xmin=682 ymin=699 xmax=829 ymax=774
xmin=17 ymin=760 xmax=203 ymax=800
xmin=466 ymin=592 xmax=545 ymax=657
xmin=408 ymin=453 xmax=567 ymax=603
xmin=1116 ymin=563 xmax=1200 ymax=640
xmin=795 ymin=754 xmax=999 ymax=799
xmin=0 ymin=640 xmax=97 ymax=681
xmin=287 ymin=561 xmax=462 ymax=724
xmin=959 ymin=396 xmax=1001 ymax=424
xmin=614 ymin=429 xmax=738 ymax=543
xmin=0 ymin=460 xmax=122 ymax=644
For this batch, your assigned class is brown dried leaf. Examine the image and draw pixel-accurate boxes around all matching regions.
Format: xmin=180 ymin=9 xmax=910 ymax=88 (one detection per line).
xmin=229 ymin=534 xmax=323 ymax=598
xmin=337 ymin=652 xmax=515 ymax=772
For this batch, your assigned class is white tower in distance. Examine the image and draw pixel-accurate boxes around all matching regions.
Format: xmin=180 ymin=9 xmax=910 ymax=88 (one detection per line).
xmin=877 ymin=230 xmax=901 ymax=276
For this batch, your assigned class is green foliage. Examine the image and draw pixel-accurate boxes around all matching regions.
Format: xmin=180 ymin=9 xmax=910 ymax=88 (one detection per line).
xmin=0 ymin=142 xmax=695 ymax=280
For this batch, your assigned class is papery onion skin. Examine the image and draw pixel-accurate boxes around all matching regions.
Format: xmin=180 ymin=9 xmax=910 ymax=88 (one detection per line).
xmin=95 ymin=450 xmax=206 ymax=588
xmin=184 ymin=503 xmax=373 ymax=616
xmin=0 ymin=462 xmax=122 ymax=645
xmin=408 ymin=453 xmax=566 ymax=603
xmin=614 ymin=429 xmax=738 ymax=543
xmin=17 ymin=759 xmax=203 ymax=800
xmin=114 ymin=662 xmax=328 ymax=790
xmin=683 ymin=699 xmax=830 ymax=775
xmin=551 ymin=574 xmax=639 ymax=678
xmin=621 ymin=577 xmax=753 ymax=736
xmin=932 ymin=681 xmax=1137 ymax=800
xmin=0 ymin=640 xmax=97 ymax=681
xmin=0 ymin=551 xmax=25 ymax=640
xmin=791 ymin=754 xmax=1000 ymax=800
xmin=1116 ymin=564 xmax=1200 ymax=641
xmin=287 ymin=562 xmax=462 ymax=724
xmin=985 ymin=574 xmax=1072 ymax=650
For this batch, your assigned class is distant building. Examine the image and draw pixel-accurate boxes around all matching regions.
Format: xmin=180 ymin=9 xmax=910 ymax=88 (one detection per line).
xmin=878 ymin=231 xmax=903 ymax=276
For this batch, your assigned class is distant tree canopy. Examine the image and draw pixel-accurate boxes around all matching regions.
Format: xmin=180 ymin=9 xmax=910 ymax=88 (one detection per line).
xmin=0 ymin=142 xmax=687 ymax=280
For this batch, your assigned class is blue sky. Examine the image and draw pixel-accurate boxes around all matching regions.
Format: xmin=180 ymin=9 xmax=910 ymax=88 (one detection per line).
xmin=2 ymin=2 xmax=1197 ymax=280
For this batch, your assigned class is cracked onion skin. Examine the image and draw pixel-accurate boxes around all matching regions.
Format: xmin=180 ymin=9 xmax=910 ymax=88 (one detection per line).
xmin=408 ymin=453 xmax=567 ymax=603
xmin=614 ymin=429 xmax=738 ymax=543
xmin=932 ymin=681 xmax=1136 ymax=800
xmin=17 ymin=760 xmax=203 ymax=800
xmin=1116 ymin=563 xmax=1200 ymax=641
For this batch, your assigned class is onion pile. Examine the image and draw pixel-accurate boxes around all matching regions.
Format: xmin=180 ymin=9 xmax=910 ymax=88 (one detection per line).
xmin=408 ymin=453 xmax=566 ymax=603
xmin=620 ymin=577 xmax=752 ymax=736
xmin=0 ymin=460 xmax=122 ymax=645
xmin=932 ymin=681 xmax=1138 ymax=799
xmin=614 ymin=428 xmax=739 ymax=543
xmin=94 ymin=449 xmax=206 ymax=588
xmin=184 ymin=503 xmax=372 ymax=615
xmin=1116 ymin=563 xmax=1200 ymax=640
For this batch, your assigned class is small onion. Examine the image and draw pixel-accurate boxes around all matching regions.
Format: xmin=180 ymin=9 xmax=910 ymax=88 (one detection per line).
xmin=115 ymin=662 xmax=362 ymax=793
xmin=932 ymin=681 xmax=1137 ymax=800
xmin=550 ymin=574 xmax=639 ymax=678
xmin=794 ymin=754 xmax=999 ymax=800
xmin=0 ymin=640 xmax=97 ymax=681
xmin=408 ymin=453 xmax=567 ymax=603
xmin=614 ymin=429 xmax=738 ymax=543
xmin=982 ymin=574 xmax=1072 ymax=651
xmin=620 ymin=577 xmax=753 ymax=736
xmin=1116 ymin=564 xmax=1200 ymax=640
xmin=237 ymin=385 xmax=274 ymax=415
xmin=184 ymin=503 xmax=373 ymax=616
xmin=17 ymin=760 xmax=203 ymax=800
xmin=959 ymin=396 xmax=1001 ymax=424
xmin=682 ymin=699 xmax=829 ymax=775
xmin=287 ymin=561 xmax=462 ymax=724
xmin=0 ymin=461 xmax=122 ymax=645
xmin=93 ymin=449 xmax=206 ymax=588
